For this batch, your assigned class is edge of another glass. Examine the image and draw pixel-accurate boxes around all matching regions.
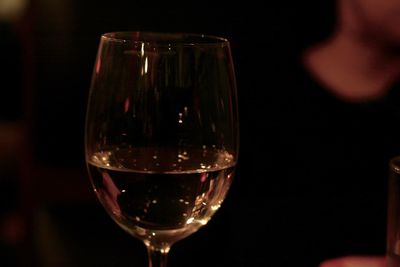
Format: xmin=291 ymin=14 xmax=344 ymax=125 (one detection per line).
xmin=390 ymin=156 xmax=400 ymax=174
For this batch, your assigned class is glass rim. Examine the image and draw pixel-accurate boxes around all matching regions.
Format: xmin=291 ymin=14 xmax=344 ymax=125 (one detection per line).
xmin=100 ymin=31 xmax=230 ymax=47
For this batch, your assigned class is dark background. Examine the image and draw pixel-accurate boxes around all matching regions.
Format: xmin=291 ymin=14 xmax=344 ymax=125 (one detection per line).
xmin=3 ymin=0 xmax=388 ymax=266
xmin=31 ymin=0 xmax=335 ymax=169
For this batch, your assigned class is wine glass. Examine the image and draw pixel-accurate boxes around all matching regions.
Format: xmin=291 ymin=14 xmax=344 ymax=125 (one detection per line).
xmin=84 ymin=31 xmax=239 ymax=267
xmin=388 ymin=156 xmax=400 ymax=266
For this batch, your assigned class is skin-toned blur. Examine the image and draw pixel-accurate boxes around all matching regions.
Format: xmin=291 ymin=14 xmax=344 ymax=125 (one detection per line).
xmin=307 ymin=0 xmax=400 ymax=265
xmin=320 ymin=256 xmax=386 ymax=267
xmin=340 ymin=0 xmax=400 ymax=49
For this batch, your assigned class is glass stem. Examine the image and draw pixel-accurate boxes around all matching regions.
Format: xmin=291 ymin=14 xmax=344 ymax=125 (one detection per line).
xmin=147 ymin=245 xmax=170 ymax=267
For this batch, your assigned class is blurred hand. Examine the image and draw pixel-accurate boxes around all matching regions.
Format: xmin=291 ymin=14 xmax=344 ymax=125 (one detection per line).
xmin=319 ymin=256 xmax=386 ymax=267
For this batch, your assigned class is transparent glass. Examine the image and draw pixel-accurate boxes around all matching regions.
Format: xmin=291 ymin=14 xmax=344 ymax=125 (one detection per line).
xmin=388 ymin=156 xmax=400 ymax=267
xmin=84 ymin=32 xmax=239 ymax=267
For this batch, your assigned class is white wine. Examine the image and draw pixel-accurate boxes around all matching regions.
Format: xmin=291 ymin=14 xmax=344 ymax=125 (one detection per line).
xmin=87 ymin=147 xmax=236 ymax=246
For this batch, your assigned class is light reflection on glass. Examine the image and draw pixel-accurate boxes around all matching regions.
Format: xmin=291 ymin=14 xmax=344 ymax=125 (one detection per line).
xmin=144 ymin=57 xmax=148 ymax=74
xmin=178 ymin=113 xmax=183 ymax=124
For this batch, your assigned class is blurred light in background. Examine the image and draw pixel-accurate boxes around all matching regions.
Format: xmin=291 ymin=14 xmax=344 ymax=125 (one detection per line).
xmin=0 ymin=0 xmax=28 ymax=22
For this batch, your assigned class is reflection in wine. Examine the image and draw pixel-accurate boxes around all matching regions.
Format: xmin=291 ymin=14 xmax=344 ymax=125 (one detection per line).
xmin=87 ymin=147 xmax=235 ymax=249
